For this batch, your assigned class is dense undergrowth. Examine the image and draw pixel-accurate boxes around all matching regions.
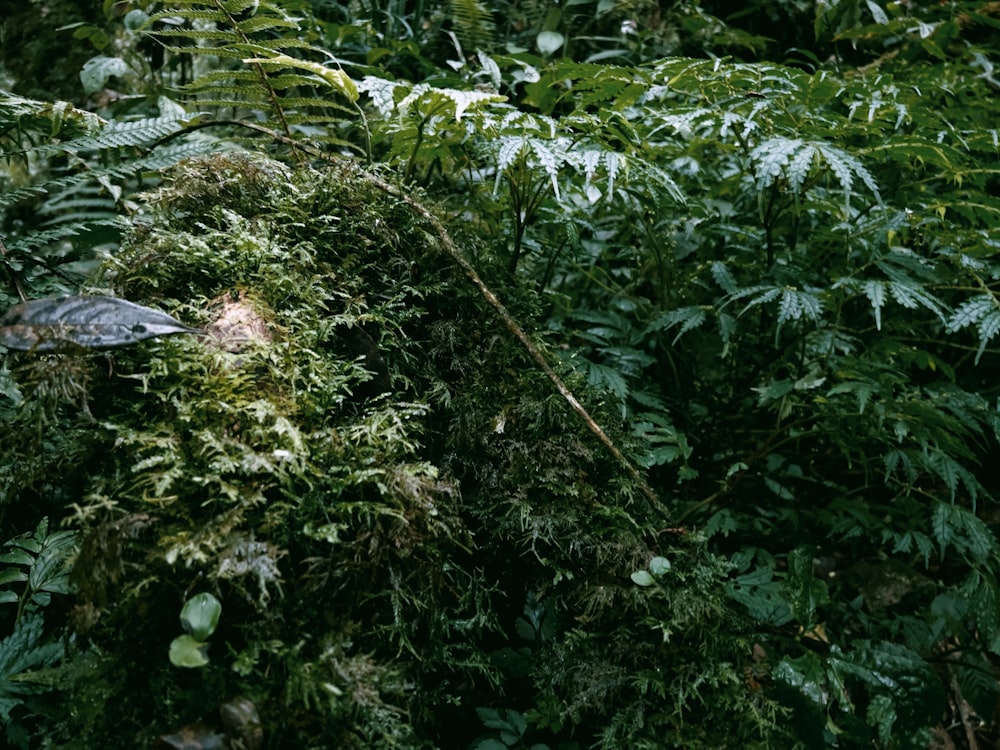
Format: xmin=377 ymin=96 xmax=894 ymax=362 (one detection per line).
xmin=4 ymin=0 xmax=1000 ymax=748
xmin=1 ymin=153 xmax=769 ymax=748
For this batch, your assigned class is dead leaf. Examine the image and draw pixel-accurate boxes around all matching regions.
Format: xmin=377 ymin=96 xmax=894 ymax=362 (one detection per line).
xmin=204 ymin=291 xmax=271 ymax=353
xmin=0 ymin=295 xmax=200 ymax=352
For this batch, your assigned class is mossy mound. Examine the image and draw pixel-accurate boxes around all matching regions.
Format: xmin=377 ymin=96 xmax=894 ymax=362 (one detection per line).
xmin=0 ymin=154 xmax=777 ymax=749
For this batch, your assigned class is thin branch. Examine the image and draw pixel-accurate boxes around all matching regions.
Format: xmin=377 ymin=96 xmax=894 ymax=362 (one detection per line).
xmin=948 ymin=665 xmax=979 ymax=750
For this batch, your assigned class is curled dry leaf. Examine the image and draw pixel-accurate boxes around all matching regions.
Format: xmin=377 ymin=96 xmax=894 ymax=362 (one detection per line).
xmin=0 ymin=295 xmax=200 ymax=352
xmin=204 ymin=291 xmax=272 ymax=353
xmin=220 ymin=697 xmax=263 ymax=750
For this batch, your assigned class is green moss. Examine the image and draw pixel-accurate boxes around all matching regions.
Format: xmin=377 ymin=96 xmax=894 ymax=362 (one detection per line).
xmin=0 ymin=153 xmax=781 ymax=748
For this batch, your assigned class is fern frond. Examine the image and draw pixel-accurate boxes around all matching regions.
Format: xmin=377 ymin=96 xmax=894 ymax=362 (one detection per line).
xmin=646 ymin=306 xmax=710 ymax=344
xmin=0 ymin=92 xmax=104 ymax=149
xmin=148 ymin=0 xmax=363 ymax=147
xmin=84 ymin=116 xmax=200 ymax=150
xmin=3 ymin=220 xmax=122 ymax=255
xmin=750 ymin=137 xmax=881 ymax=209
xmin=449 ymin=0 xmax=495 ymax=52
xmin=0 ymin=612 xmax=64 ymax=718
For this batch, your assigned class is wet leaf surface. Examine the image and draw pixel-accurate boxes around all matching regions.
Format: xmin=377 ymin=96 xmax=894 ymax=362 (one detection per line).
xmin=0 ymin=295 xmax=200 ymax=351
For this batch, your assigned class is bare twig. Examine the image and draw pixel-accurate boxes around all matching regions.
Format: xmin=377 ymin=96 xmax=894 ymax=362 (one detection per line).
xmin=948 ymin=664 xmax=979 ymax=750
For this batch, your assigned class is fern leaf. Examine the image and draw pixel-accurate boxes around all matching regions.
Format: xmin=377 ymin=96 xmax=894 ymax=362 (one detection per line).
xmin=777 ymin=290 xmax=801 ymax=325
xmin=575 ymin=148 xmax=603 ymax=186
xmin=815 ymin=141 xmax=881 ymax=206
xmin=145 ymin=8 xmax=228 ymax=24
xmin=161 ymin=44 xmax=252 ymax=59
xmin=863 ymin=280 xmax=886 ymax=330
xmin=3 ymin=221 xmax=121 ymax=255
xmin=828 ymin=378 xmax=879 ymax=413
xmin=234 ymin=15 xmax=300 ymax=34
xmin=933 ymin=502 xmax=996 ymax=563
xmin=529 ymin=139 xmax=566 ymax=197
xmin=884 ymin=449 xmax=917 ymax=485
xmin=711 ymin=262 xmax=738 ymax=293
xmin=976 ymin=311 xmax=1000 ymax=363
xmin=646 ymin=306 xmax=709 ymax=344
xmin=59 ymin=116 xmax=197 ymax=154
xmin=751 ymin=137 xmax=802 ymax=189
xmin=751 ymin=137 xmax=881 ymax=207
xmin=495 ymin=137 xmax=527 ymax=173
xmin=445 ymin=89 xmax=506 ymax=121
xmin=182 ymin=69 xmax=261 ymax=87
xmin=932 ymin=503 xmax=955 ymax=558
xmin=886 ymin=281 xmax=945 ymax=321
xmin=220 ymin=0 xmax=258 ymax=12
xmin=449 ymin=0 xmax=495 ymax=51
xmin=0 ymin=613 xmax=64 ymax=721
xmin=605 ymin=151 xmax=624 ymax=196
xmin=947 ymin=295 xmax=994 ymax=332
xmin=737 ymin=286 xmax=781 ymax=314
xmin=787 ymin=142 xmax=817 ymax=194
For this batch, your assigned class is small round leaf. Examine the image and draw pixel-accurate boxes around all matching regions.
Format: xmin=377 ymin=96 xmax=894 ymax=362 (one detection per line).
xmin=123 ymin=9 xmax=149 ymax=30
xmin=169 ymin=634 xmax=210 ymax=668
xmin=649 ymin=556 xmax=671 ymax=576
xmin=536 ymin=31 xmax=565 ymax=56
xmin=180 ymin=592 xmax=222 ymax=640
xmin=630 ymin=570 xmax=655 ymax=587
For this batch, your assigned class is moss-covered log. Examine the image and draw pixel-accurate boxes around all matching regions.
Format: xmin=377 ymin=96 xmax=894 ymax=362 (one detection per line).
xmin=0 ymin=154 xmax=776 ymax=749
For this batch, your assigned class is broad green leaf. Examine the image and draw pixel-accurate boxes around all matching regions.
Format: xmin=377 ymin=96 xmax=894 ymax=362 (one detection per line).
xmin=180 ymin=592 xmax=222 ymax=640
xmin=169 ymin=634 xmax=210 ymax=668
xmin=536 ymin=31 xmax=564 ymax=56
xmin=630 ymin=570 xmax=655 ymax=587
xmin=80 ymin=56 xmax=130 ymax=95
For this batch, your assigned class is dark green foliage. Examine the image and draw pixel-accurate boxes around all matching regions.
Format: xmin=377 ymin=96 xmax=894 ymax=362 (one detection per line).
xmin=4 ymin=0 xmax=1000 ymax=747
xmin=0 ymin=90 xmax=214 ymax=310
xmin=1 ymin=153 xmax=760 ymax=748
xmin=0 ymin=0 xmax=105 ymax=103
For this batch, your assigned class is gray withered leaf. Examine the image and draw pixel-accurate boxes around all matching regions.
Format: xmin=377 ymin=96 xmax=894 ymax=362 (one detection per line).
xmin=0 ymin=295 xmax=201 ymax=352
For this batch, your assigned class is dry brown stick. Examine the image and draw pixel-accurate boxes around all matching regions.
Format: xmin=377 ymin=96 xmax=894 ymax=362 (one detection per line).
xmin=948 ymin=664 xmax=979 ymax=750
